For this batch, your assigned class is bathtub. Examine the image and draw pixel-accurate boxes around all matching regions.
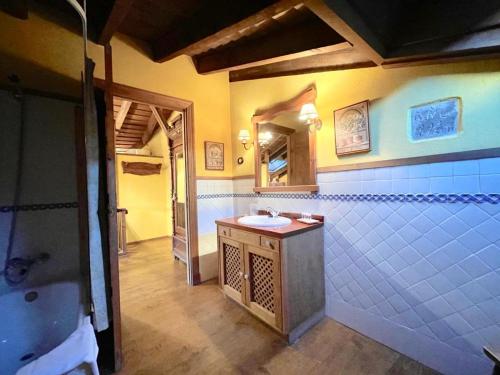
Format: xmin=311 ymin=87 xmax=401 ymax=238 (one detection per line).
xmin=0 ymin=280 xmax=84 ymax=375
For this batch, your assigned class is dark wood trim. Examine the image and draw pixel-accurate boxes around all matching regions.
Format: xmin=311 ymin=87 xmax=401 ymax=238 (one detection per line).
xmin=317 ymin=147 xmax=500 ymax=173
xmin=252 ymin=85 xmax=318 ymax=192
xmin=98 ymin=0 xmax=135 ymax=45
xmin=382 ymin=50 xmax=500 ymax=70
xmin=215 ymin=217 xmax=323 ymax=239
xmin=95 ymin=79 xmax=193 ymax=111
xmin=229 ymin=52 xmax=375 ymax=82
xmin=104 ymin=44 xmax=123 ymax=372
xmin=254 ymin=185 xmax=320 ymax=193
xmin=306 ymin=0 xmax=384 ymax=64
xmin=100 ymin=80 xmax=200 ymax=285
xmin=184 ymin=103 xmax=201 ymax=284
xmin=152 ymin=0 xmax=303 ymax=63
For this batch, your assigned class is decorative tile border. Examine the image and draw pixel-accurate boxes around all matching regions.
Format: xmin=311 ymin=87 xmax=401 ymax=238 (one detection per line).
xmin=197 ymin=193 xmax=500 ymax=204
xmin=0 ymin=202 xmax=79 ymax=213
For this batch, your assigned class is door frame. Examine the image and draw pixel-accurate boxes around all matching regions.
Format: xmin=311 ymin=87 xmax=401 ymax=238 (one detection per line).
xmin=95 ymin=78 xmax=201 ymax=285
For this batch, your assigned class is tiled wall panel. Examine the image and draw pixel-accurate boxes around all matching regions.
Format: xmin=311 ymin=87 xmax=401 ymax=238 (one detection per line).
xmin=198 ymin=157 xmax=500 ymax=374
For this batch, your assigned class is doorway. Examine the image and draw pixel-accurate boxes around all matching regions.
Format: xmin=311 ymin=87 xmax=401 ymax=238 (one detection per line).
xmin=94 ymin=80 xmax=200 ymax=371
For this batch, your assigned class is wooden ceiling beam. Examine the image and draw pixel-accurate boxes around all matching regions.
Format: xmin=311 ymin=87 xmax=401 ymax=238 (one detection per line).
xmin=115 ymin=99 xmax=132 ymax=130
xmin=230 ymin=47 xmax=375 ymax=82
xmin=98 ymin=0 xmax=136 ymax=45
xmin=153 ymin=0 xmax=304 ymax=63
xmin=141 ymin=112 xmax=158 ymax=146
xmin=305 ymin=0 xmax=385 ymax=64
xmin=149 ymin=106 xmax=169 ymax=134
xmin=193 ymin=19 xmax=350 ymax=74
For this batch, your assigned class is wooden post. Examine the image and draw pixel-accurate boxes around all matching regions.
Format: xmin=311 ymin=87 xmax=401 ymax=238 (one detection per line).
xmin=104 ymin=43 xmax=123 ymax=372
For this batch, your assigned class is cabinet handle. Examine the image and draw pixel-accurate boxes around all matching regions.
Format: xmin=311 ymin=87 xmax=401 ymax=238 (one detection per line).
xmin=269 ymin=242 xmax=275 ymax=250
xmin=244 ymin=274 xmax=249 ymax=280
xmin=239 ymin=271 xmax=243 ymax=278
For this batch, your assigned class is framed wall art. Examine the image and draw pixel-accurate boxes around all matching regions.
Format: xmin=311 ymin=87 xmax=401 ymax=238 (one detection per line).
xmin=408 ymin=97 xmax=462 ymax=142
xmin=204 ymin=141 xmax=224 ymax=170
xmin=334 ymin=100 xmax=371 ymax=156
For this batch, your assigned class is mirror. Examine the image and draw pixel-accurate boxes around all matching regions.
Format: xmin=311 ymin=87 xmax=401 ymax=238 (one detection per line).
xmin=252 ymin=85 xmax=319 ymax=192
xmin=258 ymin=113 xmax=313 ymax=187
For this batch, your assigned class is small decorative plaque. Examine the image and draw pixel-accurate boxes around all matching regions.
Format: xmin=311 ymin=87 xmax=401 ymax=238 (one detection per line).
xmin=205 ymin=141 xmax=224 ymax=170
xmin=409 ymin=97 xmax=461 ymax=142
xmin=334 ymin=100 xmax=371 ymax=155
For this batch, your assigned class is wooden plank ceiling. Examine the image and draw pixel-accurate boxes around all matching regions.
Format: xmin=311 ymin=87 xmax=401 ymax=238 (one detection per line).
xmin=16 ymin=0 xmax=500 ymax=81
xmin=113 ymin=96 xmax=173 ymax=149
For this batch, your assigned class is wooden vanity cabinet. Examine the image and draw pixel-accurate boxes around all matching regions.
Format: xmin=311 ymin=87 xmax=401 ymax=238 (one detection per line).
xmin=217 ymin=222 xmax=324 ymax=343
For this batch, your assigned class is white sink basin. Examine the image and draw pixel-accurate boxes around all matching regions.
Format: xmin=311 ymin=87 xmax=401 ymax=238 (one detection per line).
xmin=237 ymin=215 xmax=292 ymax=227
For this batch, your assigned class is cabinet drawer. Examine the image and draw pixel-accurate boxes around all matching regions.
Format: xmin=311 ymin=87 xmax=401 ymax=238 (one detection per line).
xmin=231 ymin=229 xmax=260 ymax=246
xmin=260 ymin=236 xmax=280 ymax=252
xmin=218 ymin=226 xmax=231 ymax=237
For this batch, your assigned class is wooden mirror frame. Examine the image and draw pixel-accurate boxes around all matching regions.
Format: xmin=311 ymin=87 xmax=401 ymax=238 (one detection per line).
xmin=252 ymin=84 xmax=319 ymax=193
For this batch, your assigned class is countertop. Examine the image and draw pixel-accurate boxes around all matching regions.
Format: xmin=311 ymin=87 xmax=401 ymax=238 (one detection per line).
xmin=215 ymin=216 xmax=324 ymax=239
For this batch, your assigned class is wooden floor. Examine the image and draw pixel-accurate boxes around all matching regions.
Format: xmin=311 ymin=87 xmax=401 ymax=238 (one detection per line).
xmin=117 ymin=238 xmax=439 ymax=375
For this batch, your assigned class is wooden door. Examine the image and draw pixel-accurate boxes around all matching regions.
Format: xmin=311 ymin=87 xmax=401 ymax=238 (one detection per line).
xmin=219 ymin=237 xmax=245 ymax=304
xmin=244 ymin=245 xmax=282 ymax=331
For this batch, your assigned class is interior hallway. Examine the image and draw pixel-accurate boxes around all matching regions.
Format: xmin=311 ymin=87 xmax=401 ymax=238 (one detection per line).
xmin=118 ymin=238 xmax=440 ymax=375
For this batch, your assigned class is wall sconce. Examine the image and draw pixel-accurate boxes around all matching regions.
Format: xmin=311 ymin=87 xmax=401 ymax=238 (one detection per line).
xmin=299 ymin=102 xmax=322 ymax=130
xmin=238 ymin=129 xmax=251 ymax=150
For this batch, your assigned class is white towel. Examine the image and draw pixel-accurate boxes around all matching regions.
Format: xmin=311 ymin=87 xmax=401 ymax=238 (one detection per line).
xmin=16 ymin=316 xmax=99 ymax=375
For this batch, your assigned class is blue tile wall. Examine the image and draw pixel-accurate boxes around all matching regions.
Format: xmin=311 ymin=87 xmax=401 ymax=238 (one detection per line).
xmin=199 ymin=157 xmax=500 ymax=375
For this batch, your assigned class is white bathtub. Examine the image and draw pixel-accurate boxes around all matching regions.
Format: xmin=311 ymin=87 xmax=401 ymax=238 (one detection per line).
xmin=0 ymin=280 xmax=83 ymax=375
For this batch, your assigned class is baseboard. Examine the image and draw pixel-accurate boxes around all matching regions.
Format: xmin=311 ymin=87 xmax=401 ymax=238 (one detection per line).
xmin=328 ymin=299 xmax=492 ymax=375
xmin=126 ymin=235 xmax=171 ymax=245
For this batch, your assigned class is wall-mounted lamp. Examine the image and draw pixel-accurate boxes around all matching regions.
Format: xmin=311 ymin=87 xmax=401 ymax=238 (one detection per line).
xmin=299 ymin=102 xmax=322 ymax=130
xmin=238 ymin=129 xmax=251 ymax=150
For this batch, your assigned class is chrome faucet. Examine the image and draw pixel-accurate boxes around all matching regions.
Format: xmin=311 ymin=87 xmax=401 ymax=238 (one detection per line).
xmin=266 ymin=207 xmax=280 ymax=218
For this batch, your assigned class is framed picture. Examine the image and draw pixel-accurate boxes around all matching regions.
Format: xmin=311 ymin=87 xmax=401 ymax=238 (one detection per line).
xmin=334 ymin=100 xmax=371 ymax=156
xmin=204 ymin=141 xmax=224 ymax=170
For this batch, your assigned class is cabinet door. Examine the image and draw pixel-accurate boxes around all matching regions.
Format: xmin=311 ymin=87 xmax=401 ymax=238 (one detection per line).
xmin=219 ymin=237 xmax=245 ymax=304
xmin=244 ymin=245 xmax=282 ymax=331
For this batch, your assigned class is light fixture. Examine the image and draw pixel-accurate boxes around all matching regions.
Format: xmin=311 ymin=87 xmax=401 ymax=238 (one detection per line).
xmin=238 ymin=129 xmax=251 ymax=150
xmin=258 ymin=131 xmax=273 ymax=146
xmin=299 ymin=102 xmax=322 ymax=130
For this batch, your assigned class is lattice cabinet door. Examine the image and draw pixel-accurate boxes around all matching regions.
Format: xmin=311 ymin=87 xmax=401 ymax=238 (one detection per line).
xmin=219 ymin=237 xmax=245 ymax=304
xmin=244 ymin=245 xmax=282 ymax=331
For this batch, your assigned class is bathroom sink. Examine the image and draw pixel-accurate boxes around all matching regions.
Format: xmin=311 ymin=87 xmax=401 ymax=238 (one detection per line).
xmin=237 ymin=215 xmax=292 ymax=227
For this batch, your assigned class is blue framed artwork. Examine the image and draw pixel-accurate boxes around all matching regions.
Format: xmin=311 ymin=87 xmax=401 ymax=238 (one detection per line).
xmin=408 ymin=97 xmax=462 ymax=142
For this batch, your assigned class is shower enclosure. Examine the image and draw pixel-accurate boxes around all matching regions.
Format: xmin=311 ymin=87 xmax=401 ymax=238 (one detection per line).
xmin=0 ymin=90 xmax=87 ymax=374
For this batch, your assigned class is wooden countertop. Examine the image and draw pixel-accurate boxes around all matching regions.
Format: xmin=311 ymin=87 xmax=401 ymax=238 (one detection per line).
xmin=215 ymin=216 xmax=324 ymax=239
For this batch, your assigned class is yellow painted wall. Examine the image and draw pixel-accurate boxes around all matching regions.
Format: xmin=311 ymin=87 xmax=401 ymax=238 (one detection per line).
xmin=0 ymin=10 xmax=232 ymax=178
xmin=108 ymin=35 xmax=232 ymax=177
xmin=116 ymin=153 xmax=171 ymax=243
xmin=231 ymin=60 xmax=500 ymax=176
